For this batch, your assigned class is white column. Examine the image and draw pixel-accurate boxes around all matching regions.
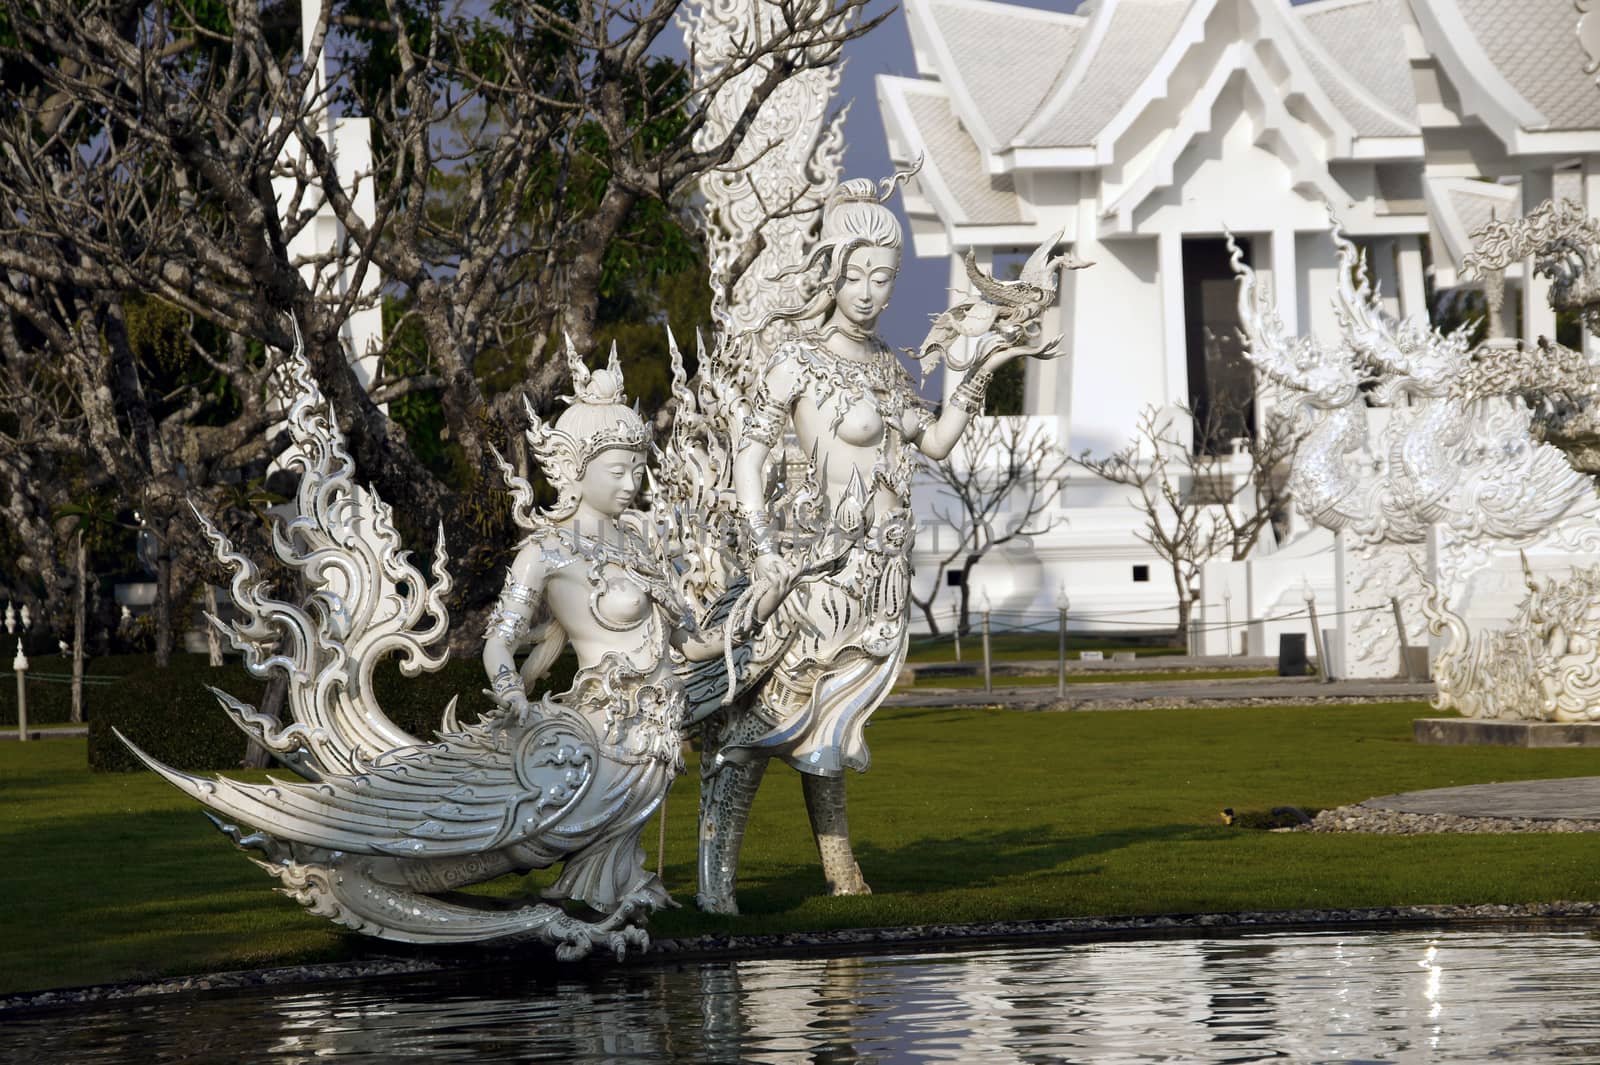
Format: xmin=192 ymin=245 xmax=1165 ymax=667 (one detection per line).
xmin=1269 ymin=228 xmax=1299 ymax=334
xmin=1523 ymin=168 xmax=1557 ymax=345
xmin=1025 ymin=309 xmax=1049 ymax=415
xmin=1266 ymin=228 xmax=1298 ymax=431
xmin=1583 ymin=156 xmax=1600 ymax=357
xmin=1395 ymin=235 xmax=1427 ymax=324
xmin=1158 ymin=228 xmax=1187 ymax=409
xmin=1051 ymin=238 xmax=1078 ymax=439
xmin=1369 ymin=238 xmax=1401 ymax=319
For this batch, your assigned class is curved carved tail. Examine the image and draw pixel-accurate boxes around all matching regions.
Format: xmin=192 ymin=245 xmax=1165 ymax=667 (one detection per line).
xmin=191 ymin=315 xmax=455 ymax=775
xmin=256 ymin=850 xmax=650 ymax=958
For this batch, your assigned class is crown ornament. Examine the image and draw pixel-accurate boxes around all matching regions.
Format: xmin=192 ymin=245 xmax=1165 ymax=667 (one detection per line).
xmin=562 ymin=334 xmax=632 ymax=408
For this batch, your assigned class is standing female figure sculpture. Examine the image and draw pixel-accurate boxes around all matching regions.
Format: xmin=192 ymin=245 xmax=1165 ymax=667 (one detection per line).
xmin=696 ymin=177 xmax=1073 ymax=912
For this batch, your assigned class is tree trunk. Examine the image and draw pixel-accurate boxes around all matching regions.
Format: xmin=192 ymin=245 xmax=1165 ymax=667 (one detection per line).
xmin=204 ymin=583 xmax=223 ymax=667
xmin=242 ymin=672 xmax=289 ymax=770
xmin=550 ymin=187 xmax=639 ymax=374
xmin=71 ymin=530 xmax=86 ymax=724
xmin=1173 ymin=595 xmax=1192 ymax=650
xmin=154 ymin=536 xmax=173 ymax=667
xmin=917 ymin=598 xmax=942 ymax=636
xmin=957 ymin=554 xmax=983 ymax=636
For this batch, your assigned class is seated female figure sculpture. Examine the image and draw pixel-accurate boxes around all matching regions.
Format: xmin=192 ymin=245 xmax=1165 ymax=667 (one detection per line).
xmin=480 ymin=347 xmax=792 ymax=914
xmin=123 ymin=332 xmax=789 ymax=958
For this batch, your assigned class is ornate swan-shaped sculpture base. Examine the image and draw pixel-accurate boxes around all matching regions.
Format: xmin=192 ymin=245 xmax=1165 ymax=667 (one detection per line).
xmin=117 ymin=324 xmax=679 ymax=959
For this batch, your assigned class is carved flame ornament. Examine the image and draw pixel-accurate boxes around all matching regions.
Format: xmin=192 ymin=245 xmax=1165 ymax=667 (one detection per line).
xmin=1425 ymin=552 xmax=1600 ymax=722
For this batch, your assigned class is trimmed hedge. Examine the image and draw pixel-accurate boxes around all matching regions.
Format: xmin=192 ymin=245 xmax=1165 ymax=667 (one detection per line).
xmin=88 ymin=652 xmax=577 ymax=772
xmin=0 ymin=652 xmax=150 ymax=727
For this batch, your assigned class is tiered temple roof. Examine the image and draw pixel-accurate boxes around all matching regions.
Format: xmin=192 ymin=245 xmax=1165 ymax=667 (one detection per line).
xmin=879 ymin=0 xmax=1600 ymax=256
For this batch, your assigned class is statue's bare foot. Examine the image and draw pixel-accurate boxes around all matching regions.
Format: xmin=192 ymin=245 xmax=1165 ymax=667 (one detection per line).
xmin=696 ymin=891 xmax=740 ymax=915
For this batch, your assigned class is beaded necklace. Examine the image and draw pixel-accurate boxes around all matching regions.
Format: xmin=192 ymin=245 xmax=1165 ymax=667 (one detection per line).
xmin=776 ymin=334 xmax=920 ymax=433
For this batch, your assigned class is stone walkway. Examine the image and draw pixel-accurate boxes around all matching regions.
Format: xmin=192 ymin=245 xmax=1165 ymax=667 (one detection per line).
xmin=1363 ymin=777 xmax=1600 ymax=821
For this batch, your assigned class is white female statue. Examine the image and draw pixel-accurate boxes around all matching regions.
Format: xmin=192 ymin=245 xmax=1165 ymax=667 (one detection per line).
xmin=480 ymin=346 xmax=793 ymax=910
xmin=123 ymin=332 xmax=788 ymax=958
xmin=695 ymin=177 xmax=1074 ymax=912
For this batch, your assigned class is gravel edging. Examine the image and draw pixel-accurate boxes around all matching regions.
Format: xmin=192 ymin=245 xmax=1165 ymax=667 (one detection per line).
xmin=9 ymin=903 xmax=1600 ymax=1015
xmin=887 ymin=693 xmax=1432 ymax=712
xmin=1301 ymin=805 xmax=1600 ymax=834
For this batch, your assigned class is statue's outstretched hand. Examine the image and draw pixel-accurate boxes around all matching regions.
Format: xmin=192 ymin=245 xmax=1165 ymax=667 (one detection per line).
xmin=487 ymin=688 xmax=537 ymax=726
xmin=751 ymin=552 xmax=790 ymax=590
xmin=750 ymin=555 xmax=799 ymax=628
xmin=973 ymin=325 xmax=1064 ymax=370
xmin=919 ymin=227 xmax=1085 ymax=379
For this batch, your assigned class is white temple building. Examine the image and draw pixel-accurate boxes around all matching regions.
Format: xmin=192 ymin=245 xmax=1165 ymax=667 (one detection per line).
xmin=878 ymin=0 xmax=1600 ymax=639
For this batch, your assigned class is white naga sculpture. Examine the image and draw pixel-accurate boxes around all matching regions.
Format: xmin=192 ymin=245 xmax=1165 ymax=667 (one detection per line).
xmin=1414 ymin=197 xmax=1600 ymax=722
xmin=1235 ymin=225 xmax=1594 ymax=549
xmin=1232 ymin=223 xmax=1599 ymax=676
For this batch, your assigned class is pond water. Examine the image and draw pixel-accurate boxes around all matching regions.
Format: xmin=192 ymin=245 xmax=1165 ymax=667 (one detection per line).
xmin=8 ymin=927 xmax=1600 ymax=1063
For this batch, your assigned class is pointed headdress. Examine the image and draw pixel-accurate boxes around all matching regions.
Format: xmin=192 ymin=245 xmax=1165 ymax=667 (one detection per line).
xmin=522 ymin=335 xmax=650 ymax=520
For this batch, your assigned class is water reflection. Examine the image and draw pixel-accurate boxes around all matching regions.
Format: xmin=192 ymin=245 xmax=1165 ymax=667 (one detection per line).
xmin=10 ymin=929 xmax=1600 ymax=1063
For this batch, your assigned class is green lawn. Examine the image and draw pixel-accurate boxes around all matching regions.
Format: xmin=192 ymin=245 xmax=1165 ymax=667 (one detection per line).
xmin=4 ymin=701 xmax=1599 ymax=995
xmin=906 ymin=669 xmax=1278 ymax=689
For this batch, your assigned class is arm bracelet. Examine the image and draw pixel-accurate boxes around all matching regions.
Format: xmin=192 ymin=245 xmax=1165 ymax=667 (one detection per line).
xmin=742 ymin=506 xmax=780 ymax=557
xmin=744 ymin=404 xmax=786 ymax=450
xmin=482 ymin=578 xmax=540 ymax=646
xmin=489 ymin=664 xmax=522 ymax=695
xmin=949 ymin=370 xmax=993 ymax=416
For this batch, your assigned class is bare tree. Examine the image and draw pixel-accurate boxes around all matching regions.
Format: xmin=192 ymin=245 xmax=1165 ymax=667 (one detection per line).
xmin=915 ymin=417 xmax=1071 ymax=635
xmin=1073 ymin=399 xmax=1300 ymax=643
xmin=0 ymin=0 xmax=879 ymax=654
xmin=0 ymin=254 xmax=291 ymax=664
